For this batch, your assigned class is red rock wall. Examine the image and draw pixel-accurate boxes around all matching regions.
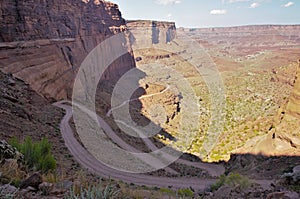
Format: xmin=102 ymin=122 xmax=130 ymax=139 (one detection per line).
xmin=0 ymin=0 xmax=135 ymax=100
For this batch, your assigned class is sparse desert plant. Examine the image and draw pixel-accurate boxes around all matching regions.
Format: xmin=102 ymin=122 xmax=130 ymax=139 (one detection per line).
xmin=159 ymin=187 xmax=174 ymax=194
xmin=225 ymin=173 xmax=250 ymax=189
xmin=65 ymin=180 xmax=120 ymax=199
xmin=0 ymin=186 xmax=19 ymax=199
xmin=0 ymin=159 xmax=27 ymax=186
xmin=211 ymin=173 xmax=250 ymax=191
xmin=9 ymin=136 xmax=56 ymax=173
xmin=211 ymin=174 xmax=226 ymax=191
xmin=289 ymin=185 xmax=300 ymax=192
xmin=177 ymin=188 xmax=194 ymax=197
xmin=42 ymin=171 xmax=60 ymax=183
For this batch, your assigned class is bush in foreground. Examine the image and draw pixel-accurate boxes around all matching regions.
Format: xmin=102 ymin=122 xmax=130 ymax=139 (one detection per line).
xmin=9 ymin=136 xmax=56 ymax=173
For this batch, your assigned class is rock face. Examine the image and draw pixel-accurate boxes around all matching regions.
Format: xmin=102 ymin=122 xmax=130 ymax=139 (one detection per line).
xmin=0 ymin=0 xmax=135 ymax=99
xmin=127 ymin=20 xmax=176 ymax=47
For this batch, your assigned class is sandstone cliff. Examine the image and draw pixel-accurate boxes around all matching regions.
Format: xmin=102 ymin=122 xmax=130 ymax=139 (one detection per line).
xmin=126 ymin=20 xmax=176 ymax=47
xmin=0 ymin=0 xmax=135 ymax=99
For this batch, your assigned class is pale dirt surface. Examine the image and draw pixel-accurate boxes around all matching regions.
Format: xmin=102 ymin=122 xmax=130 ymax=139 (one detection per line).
xmin=54 ymin=101 xmax=221 ymax=191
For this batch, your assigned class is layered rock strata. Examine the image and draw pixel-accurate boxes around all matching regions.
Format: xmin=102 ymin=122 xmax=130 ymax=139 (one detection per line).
xmin=0 ymin=0 xmax=135 ymax=99
xmin=126 ymin=20 xmax=176 ymax=47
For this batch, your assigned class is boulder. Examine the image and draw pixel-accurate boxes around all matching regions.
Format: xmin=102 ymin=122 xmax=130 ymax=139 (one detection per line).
xmin=281 ymin=165 xmax=300 ymax=184
xmin=38 ymin=182 xmax=54 ymax=195
xmin=213 ymin=185 xmax=232 ymax=198
xmin=0 ymin=184 xmax=18 ymax=195
xmin=7 ymin=78 xmax=16 ymax=86
xmin=20 ymin=172 xmax=43 ymax=189
xmin=267 ymin=191 xmax=299 ymax=199
xmin=59 ymin=180 xmax=73 ymax=190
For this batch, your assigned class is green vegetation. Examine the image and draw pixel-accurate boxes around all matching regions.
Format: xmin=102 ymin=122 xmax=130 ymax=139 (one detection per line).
xmin=177 ymin=188 xmax=194 ymax=197
xmin=211 ymin=174 xmax=227 ymax=191
xmin=289 ymin=185 xmax=300 ymax=192
xmin=211 ymin=173 xmax=250 ymax=191
xmin=159 ymin=187 xmax=174 ymax=194
xmin=9 ymin=136 xmax=56 ymax=173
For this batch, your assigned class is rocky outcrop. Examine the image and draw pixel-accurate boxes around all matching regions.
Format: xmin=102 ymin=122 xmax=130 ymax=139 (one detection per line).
xmin=127 ymin=20 xmax=176 ymax=47
xmin=281 ymin=165 xmax=300 ymax=185
xmin=0 ymin=140 xmax=24 ymax=164
xmin=0 ymin=0 xmax=135 ymax=99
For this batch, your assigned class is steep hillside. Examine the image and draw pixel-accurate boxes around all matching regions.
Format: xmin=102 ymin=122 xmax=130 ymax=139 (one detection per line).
xmin=0 ymin=0 xmax=135 ymax=100
xmin=0 ymin=70 xmax=81 ymax=177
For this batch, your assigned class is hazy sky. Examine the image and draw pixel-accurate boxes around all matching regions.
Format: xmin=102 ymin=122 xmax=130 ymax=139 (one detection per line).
xmin=112 ymin=0 xmax=300 ymax=28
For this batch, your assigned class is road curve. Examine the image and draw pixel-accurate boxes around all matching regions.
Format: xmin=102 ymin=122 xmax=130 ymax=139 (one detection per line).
xmin=53 ymin=101 xmax=219 ymax=191
xmin=106 ymin=85 xmax=170 ymax=117
xmin=113 ymin=119 xmax=224 ymax=177
xmin=106 ymin=84 xmax=224 ymax=177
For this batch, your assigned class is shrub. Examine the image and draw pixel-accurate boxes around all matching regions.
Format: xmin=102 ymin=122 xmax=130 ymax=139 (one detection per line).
xmin=177 ymin=188 xmax=194 ymax=197
xmin=159 ymin=187 xmax=174 ymax=194
xmin=65 ymin=181 xmax=120 ymax=199
xmin=9 ymin=136 xmax=56 ymax=173
xmin=211 ymin=174 xmax=226 ymax=191
xmin=225 ymin=173 xmax=250 ymax=189
xmin=211 ymin=173 xmax=250 ymax=191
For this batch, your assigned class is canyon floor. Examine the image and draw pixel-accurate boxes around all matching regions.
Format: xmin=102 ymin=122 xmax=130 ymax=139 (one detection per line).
xmin=129 ymin=37 xmax=300 ymax=161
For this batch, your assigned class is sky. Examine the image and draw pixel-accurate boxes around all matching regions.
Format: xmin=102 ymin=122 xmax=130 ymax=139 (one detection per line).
xmin=112 ymin=0 xmax=300 ymax=28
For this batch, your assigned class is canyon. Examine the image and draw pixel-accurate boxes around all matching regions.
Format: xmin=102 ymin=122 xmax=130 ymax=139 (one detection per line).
xmin=131 ymin=24 xmax=300 ymax=159
xmin=0 ymin=0 xmax=300 ymax=198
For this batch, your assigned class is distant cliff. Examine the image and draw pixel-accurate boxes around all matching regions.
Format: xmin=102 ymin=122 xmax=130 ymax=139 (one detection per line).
xmin=126 ymin=20 xmax=176 ymax=47
xmin=0 ymin=0 xmax=135 ymax=100
xmin=178 ymin=25 xmax=300 ymax=50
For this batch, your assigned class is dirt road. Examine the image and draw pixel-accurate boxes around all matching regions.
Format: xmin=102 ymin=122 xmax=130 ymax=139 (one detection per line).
xmin=54 ymin=101 xmax=221 ymax=191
